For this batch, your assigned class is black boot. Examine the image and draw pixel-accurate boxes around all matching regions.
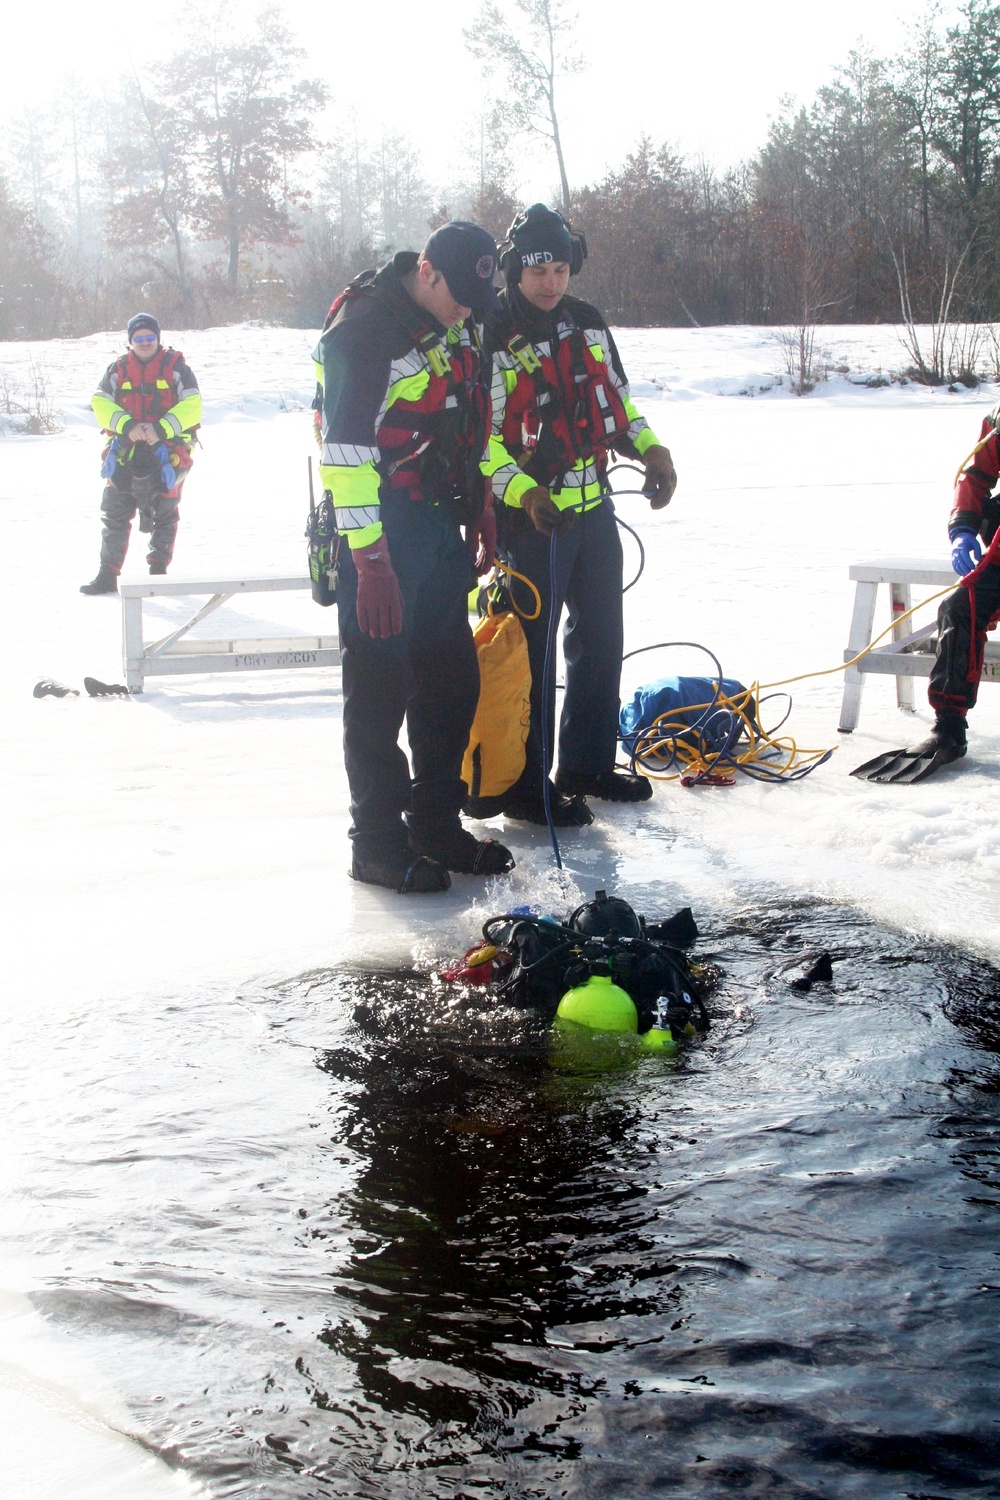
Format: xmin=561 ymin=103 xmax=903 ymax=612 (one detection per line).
xmin=350 ymin=851 xmax=451 ymax=894
xmin=408 ymin=822 xmax=515 ymax=875
xmin=908 ymin=711 xmax=968 ymax=759
xmin=149 ymin=562 xmax=168 ymax=576
xmin=555 ymin=768 xmax=653 ymax=803
xmin=500 ymin=781 xmax=594 ymax=827
xmin=80 ymin=565 xmax=118 ymax=596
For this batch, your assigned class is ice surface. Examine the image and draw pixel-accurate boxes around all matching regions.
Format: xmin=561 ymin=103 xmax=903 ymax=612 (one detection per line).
xmin=2 ymin=321 xmax=997 ymax=1005
xmin=2 ymin=320 xmax=999 ymax=1490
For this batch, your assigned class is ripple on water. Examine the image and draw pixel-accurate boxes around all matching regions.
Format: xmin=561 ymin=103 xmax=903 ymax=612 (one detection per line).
xmin=11 ymin=899 xmax=1000 ymax=1498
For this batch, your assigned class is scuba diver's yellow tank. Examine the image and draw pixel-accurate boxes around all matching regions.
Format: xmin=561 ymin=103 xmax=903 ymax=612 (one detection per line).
xmin=640 ymin=993 xmax=702 ymax=1053
xmin=555 ymin=973 xmax=638 ymax=1033
xmin=640 ymin=1024 xmax=680 ymax=1053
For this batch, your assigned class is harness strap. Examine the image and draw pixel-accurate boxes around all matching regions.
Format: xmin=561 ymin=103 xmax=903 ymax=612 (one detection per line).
xmin=505 ymin=309 xmax=619 ymax=476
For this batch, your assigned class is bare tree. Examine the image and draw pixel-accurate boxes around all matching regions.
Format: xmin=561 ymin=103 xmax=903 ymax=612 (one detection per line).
xmin=886 ymin=226 xmax=973 ymax=381
xmin=464 ymin=0 xmax=582 ymax=215
xmin=466 ymin=107 xmax=521 ymax=239
xmin=0 ymin=174 xmax=56 ymax=338
xmin=372 ymin=132 xmax=432 ymax=252
xmin=8 ymin=105 xmax=60 ymax=227
xmin=168 ymin=3 xmax=327 ymax=291
xmin=895 ymin=5 xmax=946 ymax=248
xmin=103 ymin=73 xmax=197 ymax=312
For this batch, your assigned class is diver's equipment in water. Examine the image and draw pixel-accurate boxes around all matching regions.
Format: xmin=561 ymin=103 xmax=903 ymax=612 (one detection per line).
xmin=556 ymin=970 xmax=638 ymax=1032
xmin=306 ymin=456 xmax=340 ymax=608
xmin=441 ymin=942 xmax=500 ymax=985
xmin=467 ymin=890 xmax=711 ymax=1045
xmin=568 ymin=889 xmax=642 ymax=940
xmin=640 ymin=990 xmax=711 ymax=1052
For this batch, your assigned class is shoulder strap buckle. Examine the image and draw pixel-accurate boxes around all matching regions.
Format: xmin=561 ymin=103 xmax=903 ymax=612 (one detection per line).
xmin=418 ymin=329 xmax=451 ymax=378
xmin=507 ymin=332 xmax=542 ymax=375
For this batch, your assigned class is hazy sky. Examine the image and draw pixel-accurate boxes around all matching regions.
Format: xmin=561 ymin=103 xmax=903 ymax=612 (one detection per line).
xmin=1 ymin=0 xmax=965 ymax=203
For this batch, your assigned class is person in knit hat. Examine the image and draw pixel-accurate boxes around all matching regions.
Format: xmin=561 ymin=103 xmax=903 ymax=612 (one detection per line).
xmin=472 ymin=204 xmax=678 ymax=827
xmin=80 ymin=315 xmax=201 ymax=594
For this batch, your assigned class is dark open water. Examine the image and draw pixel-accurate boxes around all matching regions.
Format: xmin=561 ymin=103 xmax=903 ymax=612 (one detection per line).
xmin=11 ymin=899 xmax=1000 ymax=1498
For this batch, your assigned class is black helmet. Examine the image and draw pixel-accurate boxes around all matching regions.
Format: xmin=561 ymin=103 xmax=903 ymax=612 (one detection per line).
xmin=568 ymin=889 xmax=641 ymax=941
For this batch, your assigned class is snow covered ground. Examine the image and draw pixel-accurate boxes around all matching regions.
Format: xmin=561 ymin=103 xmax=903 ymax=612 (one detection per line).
xmin=3 ymin=320 xmax=998 ymax=998
xmin=2 ymin=320 xmax=999 ymax=1494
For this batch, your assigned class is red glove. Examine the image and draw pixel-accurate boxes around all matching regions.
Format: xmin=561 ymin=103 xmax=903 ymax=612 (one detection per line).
xmin=353 ymin=535 xmax=404 ymax=638
xmin=465 ymin=504 xmax=497 ymax=575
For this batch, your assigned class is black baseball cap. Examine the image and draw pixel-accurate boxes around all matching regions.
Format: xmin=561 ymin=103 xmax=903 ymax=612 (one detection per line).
xmin=422 ymin=221 xmax=500 ymax=312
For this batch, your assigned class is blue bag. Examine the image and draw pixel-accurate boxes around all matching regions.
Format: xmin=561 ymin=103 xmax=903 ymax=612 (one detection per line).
xmin=620 ymin=675 xmax=753 ymax=755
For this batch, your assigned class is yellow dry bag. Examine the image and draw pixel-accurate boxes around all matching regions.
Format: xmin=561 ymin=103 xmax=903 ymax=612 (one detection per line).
xmin=462 ymin=610 xmax=531 ymax=801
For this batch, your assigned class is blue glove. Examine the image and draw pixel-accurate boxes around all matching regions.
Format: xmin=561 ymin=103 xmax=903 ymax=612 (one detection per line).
xmin=950 ymin=529 xmax=982 ymax=576
xmin=154 ymin=441 xmax=177 ymax=493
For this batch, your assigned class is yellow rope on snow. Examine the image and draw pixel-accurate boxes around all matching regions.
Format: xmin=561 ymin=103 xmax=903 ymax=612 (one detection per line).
xmin=632 ymin=580 xmax=964 ymax=783
xmin=631 ymin=682 xmax=833 ymax=783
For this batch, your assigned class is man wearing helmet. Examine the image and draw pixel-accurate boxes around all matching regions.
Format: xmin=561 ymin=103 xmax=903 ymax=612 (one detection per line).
xmin=471 ymin=204 xmax=677 ymax=827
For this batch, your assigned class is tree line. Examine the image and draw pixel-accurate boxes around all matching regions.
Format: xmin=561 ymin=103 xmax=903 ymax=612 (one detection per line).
xmin=4 ymin=0 xmax=1000 ymax=352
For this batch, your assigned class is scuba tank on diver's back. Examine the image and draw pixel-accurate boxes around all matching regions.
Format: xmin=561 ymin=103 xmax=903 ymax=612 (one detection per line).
xmin=450 ymin=887 xmax=714 ymax=1056
xmin=555 ymin=968 xmax=638 ymax=1033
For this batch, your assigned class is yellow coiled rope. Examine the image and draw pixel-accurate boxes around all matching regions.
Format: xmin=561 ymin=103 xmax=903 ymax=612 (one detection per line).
xmin=628 ymin=580 xmax=962 ymax=784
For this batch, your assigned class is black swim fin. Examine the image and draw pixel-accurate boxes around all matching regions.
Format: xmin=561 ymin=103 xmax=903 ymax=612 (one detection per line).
xmin=84 ymin=677 xmax=130 ymax=698
xmin=851 ymin=736 xmax=966 ymax=784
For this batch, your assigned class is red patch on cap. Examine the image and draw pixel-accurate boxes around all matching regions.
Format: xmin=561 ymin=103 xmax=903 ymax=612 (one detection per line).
xmin=476 ymin=255 xmax=494 ymax=279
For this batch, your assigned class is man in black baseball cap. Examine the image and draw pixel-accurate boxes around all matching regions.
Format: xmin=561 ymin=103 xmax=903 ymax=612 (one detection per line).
xmin=420 ymin=221 xmax=501 ymax=315
xmin=313 ymin=220 xmax=513 ymax=894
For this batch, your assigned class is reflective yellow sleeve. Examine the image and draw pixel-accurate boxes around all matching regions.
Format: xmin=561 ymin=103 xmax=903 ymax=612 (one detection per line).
xmin=320 ymin=458 xmax=383 ymax=549
xmin=483 ymin=434 xmax=536 ymax=508
xmin=632 ymin=424 xmax=659 ymax=456
xmin=157 ymin=391 xmax=202 ymax=439
xmin=92 ymin=393 xmax=132 ymax=435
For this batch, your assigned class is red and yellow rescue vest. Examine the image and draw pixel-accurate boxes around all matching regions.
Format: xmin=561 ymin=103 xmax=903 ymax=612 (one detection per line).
xmin=499 ymin=314 xmax=631 ymax=480
xmin=109 ymin=349 xmax=197 ymax=468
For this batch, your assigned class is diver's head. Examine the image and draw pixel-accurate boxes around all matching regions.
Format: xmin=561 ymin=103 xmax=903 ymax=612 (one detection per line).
xmin=568 ymin=890 xmax=642 ymax=941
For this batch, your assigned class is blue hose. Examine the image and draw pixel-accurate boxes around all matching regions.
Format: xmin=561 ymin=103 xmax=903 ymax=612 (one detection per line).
xmin=540 ymin=525 xmax=563 ymax=870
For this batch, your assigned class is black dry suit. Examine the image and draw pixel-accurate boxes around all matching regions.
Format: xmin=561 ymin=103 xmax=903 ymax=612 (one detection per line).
xmin=483 ymin=287 xmax=660 ymax=798
xmin=315 ymin=253 xmax=492 ymax=865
